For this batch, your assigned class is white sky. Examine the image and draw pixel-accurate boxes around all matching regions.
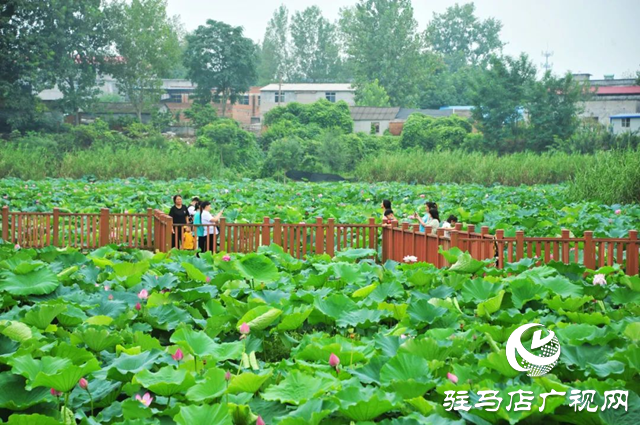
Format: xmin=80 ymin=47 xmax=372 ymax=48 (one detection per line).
xmin=167 ymin=0 xmax=640 ymax=80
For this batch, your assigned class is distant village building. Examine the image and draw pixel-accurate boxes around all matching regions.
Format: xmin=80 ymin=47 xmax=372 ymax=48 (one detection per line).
xmin=259 ymin=83 xmax=355 ymax=119
xmin=350 ymin=106 xmax=472 ymax=136
xmin=577 ymin=74 xmax=640 ymax=126
xmin=610 ymin=113 xmax=640 ymax=134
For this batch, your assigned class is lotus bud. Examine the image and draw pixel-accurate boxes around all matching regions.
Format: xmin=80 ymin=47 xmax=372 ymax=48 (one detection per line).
xmin=79 ymin=378 xmax=88 ymax=390
xmin=172 ymin=348 xmax=184 ymax=362
xmin=239 ymin=322 xmax=250 ymax=335
xmin=593 ymin=274 xmax=607 ymax=285
xmin=329 ymin=353 xmax=340 ymax=368
xmin=222 ymin=254 xmax=231 ymax=261
xmin=447 ymin=372 xmax=459 ymax=384
xmin=138 ymin=289 xmax=149 ymax=300
xmin=135 ymin=302 xmax=141 ymax=311
xmin=256 ymin=416 xmax=265 ymax=425
xmin=225 ymin=371 xmax=232 ymax=381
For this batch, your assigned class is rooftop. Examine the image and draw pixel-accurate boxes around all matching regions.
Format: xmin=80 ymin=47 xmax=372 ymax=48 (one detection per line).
xmin=593 ymin=86 xmax=640 ymax=95
xmin=350 ymin=106 xmax=400 ymax=121
xmin=260 ymin=83 xmax=354 ymax=92
xmin=396 ymin=108 xmax=453 ymax=120
xmin=610 ymin=113 xmax=640 ymax=119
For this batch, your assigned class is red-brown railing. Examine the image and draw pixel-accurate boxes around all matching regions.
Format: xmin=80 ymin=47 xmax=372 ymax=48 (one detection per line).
xmin=169 ymin=217 xmax=380 ymax=259
xmin=382 ymin=221 xmax=639 ymax=276
xmin=2 ymin=207 xmax=638 ymax=275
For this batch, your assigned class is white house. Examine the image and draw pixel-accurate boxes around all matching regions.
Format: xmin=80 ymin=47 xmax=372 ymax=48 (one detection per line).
xmin=610 ymin=113 xmax=640 ymax=134
xmin=259 ymin=83 xmax=355 ymax=118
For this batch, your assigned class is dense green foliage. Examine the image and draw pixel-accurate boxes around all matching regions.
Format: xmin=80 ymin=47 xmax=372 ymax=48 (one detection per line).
xmin=401 ymin=115 xmax=473 ymax=151
xmin=2 ymin=179 xmax=639 ymax=239
xmin=185 ymin=20 xmax=257 ymax=113
xmin=0 ymin=240 xmax=637 ymax=424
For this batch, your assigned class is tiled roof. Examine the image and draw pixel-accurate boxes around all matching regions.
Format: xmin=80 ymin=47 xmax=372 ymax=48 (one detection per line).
xmin=395 ymin=108 xmax=453 ymax=120
xmin=350 ymin=106 xmax=400 ymax=121
xmin=594 ymin=86 xmax=640 ymax=95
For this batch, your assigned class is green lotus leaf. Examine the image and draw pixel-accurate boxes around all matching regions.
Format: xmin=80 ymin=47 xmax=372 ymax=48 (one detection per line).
xmin=476 ymin=290 xmax=505 ymax=317
xmin=134 ymin=366 xmax=195 ymax=397
xmin=171 ymin=328 xmax=244 ymax=361
xmin=9 ymin=355 xmax=72 ymax=383
xmin=380 ymin=353 xmax=431 ymax=384
xmin=262 ymin=370 xmax=336 ymax=405
xmin=23 ymin=303 xmax=67 ymax=330
xmin=6 ymin=414 xmax=62 ymax=425
xmin=72 ymin=327 xmax=122 ymax=352
xmin=174 ymin=403 xmax=232 ymax=425
xmin=0 ymin=373 xmax=49 ymax=410
xmin=228 ymin=370 xmax=273 ymax=394
xmin=460 ymin=279 xmax=503 ymax=303
xmin=32 ymin=358 xmax=100 ymax=392
xmin=0 ymin=266 xmax=59 ymax=296
xmin=277 ymin=307 xmax=312 ymax=331
xmin=0 ymin=320 xmax=33 ymax=342
xmin=182 ymin=262 xmax=207 ymax=282
xmin=335 ymin=386 xmax=396 ymax=421
xmin=276 ymin=399 xmax=334 ymax=425
xmin=314 ymin=294 xmax=386 ymax=327
xmin=146 ymin=305 xmax=193 ymax=330
xmin=334 ymin=248 xmax=376 ymax=261
xmin=478 ymin=351 xmax=519 ymax=379
xmin=121 ymin=398 xmax=153 ymax=420
xmin=543 ymin=295 xmax=593 ymax=312
xmin=624 ymin=322 xmax=640 ymax=342
xmin=235 ymin=253 xmax=280 ymax=282
xmin=108 ymin=350 xmax=163 ymax=377
xmin=185 ymin=368 xmax=227 ymax=402
xmin=407 ymin=300 xmax=448 ymax=325
xmin=331 ymin=262 xmax=361 ymax=284
xmin=237 ymin=306 xmax=282 ymax=331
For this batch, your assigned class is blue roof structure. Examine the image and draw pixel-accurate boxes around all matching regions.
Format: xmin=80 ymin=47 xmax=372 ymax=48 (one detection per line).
xmin=610 ymin=113 xmax=640 ymax=120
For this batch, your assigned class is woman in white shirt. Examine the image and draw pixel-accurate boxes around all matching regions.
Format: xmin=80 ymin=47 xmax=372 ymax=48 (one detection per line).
xmin=442 ymin=214 xmax=458 ymax=238
xmin=198 ymin=201 xmax=224 ymax=252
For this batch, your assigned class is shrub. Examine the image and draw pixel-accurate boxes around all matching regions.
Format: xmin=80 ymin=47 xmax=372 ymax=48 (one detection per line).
xmin=262 ymin=137 xmax=305 ymax=179
xmin=183 ymin=103 xmax=218 ymax=130
xmin=196 ymin=119 xmax=262 ymax=169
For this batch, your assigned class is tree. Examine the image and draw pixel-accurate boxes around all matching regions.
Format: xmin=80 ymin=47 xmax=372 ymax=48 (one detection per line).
xmin=185 ymin=20 xmax=257 ymax=117
xmin=262 ymin=137 xmax=304 ymax=179
xmin=39 ymin=0 xmax=109 ymax=125
xmin=339 ymin=0 xmax=426 ymax=107
xmin=106 ymin=0 xmax=180 ymax=122
xmin=290 ymin=6 xmax=343 ymax=82
xmin=196 ymin=119 xmax=261 ymax=169
xmin=470 ymin=54 xmax=536 ymax=152
xmin=425 ymin=3 xmax=504 ymax=71
xmin=258 ymin=5 xmax=291 ymax=85
xmin=183 ymin=103 xmax=218 ymax=130
xmin=526 ymin=71 xmax=586 ymax=152
xmin=355 ymin=79 xmax=391 ymax=107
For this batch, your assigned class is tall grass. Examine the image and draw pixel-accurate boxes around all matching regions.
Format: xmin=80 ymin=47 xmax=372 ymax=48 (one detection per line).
xmin=355 ymin=150 xmax=583 ymax=185
xmin=568 ymin=149 xmax=640 ymax=205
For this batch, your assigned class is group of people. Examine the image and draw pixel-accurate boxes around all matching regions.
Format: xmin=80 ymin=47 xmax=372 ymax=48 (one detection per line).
xmin=381 ymin=199 xmax=458 ymax=236
xmin=168 ymin=195 xmax=224 ymax=252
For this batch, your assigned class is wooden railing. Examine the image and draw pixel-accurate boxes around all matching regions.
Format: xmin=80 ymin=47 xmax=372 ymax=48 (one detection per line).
xmin=2 ymin=207 xmax=638 ymax=275
xmin=382 ymin=221 xmax=639 ymax=276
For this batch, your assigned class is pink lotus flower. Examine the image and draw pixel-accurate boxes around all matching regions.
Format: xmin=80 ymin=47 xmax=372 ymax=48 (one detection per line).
xmin=239 ymin=322 xmax=250 ymax=335
xmin=14 ymin=244 xmax=20 ymax=250
xmin=206 ymin=276 xmax=211 ymax=283
xmin=108 ymin=294 xmax=114 ymax=300
xmin=593 ymin=274 xmax=607 ymax=285
xmin=138 ymin=289 xmax=149 ymax=300
xmin=222 ymin=254 xmax=231 ymax=261
xmin=403 ymin=255 xmax=418 ymax=263
xmin=2 ymin=195 xmax=7 ymax=199
xmin=317 ymin=194 xmax=323 ymax=198
xmin=257 ymin=416 xmax=265 ymax=425
xmin=135 ymin=302 xmax=141 ymax=311
xmin=135 ymin=392 xmax=153 ymax=407
xmin=447 ymin=372 xmax=459 ymax=384
xmin=95 ymin=283 xmax=100 ymax=287
xmin=79 ymin=378 xmax=88 ymax=390
xmin=50 ymin=388 xmax=62 ymax=397
xmin=172 ymin=348 xmax=184 ymax=362
xmin=225 ymin=371 xmax=232 ymax=381
xmin=104 ymin=285 xmax=110 ymax=291
xmin=420 ymin=194 xmax=425 ymax=198
xmin=329 ymin=353 xmax=340 ymax=368
xmin=615 ymin=209 xmax=621 ymax=215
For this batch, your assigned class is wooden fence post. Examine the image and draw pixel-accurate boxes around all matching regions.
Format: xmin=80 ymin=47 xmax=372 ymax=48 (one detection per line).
xmin=273 ymin=218 xmax=282 ymax=247
xmin=495 ymin=229 xmax=504 ymax=269
xmin=146 ymin=209 xmax=153 ymax=249
xmin=584 ymin=231 xmax=596 ymax=270
xmin=435 ymin=228 xmax=445 ymax=267
xmin=52 ymin=208 xmax=60 ymax=247
xmin=261 ymin=217 xmax=271 ymax=247
xmin=515 ymin=231 xmax=524 ymax=261
xmin=561 ymin=229 xmax=570 ymax=264
xmin=165 ymin=215 xmax=173 ymax=252
xmin=627 ymin=230 xmax=638 ymax=276
xmin=1 ymin=206 xmax=8 ymax=242
xmin=99 ymin=208 xmax=110 ymax=247
xmin=480 ymin=226 xmax=489 ymax=259
xmin=219 ymin=217 xmax=227 ymax=252
xmin=368 ymin=217 xmax=376 ymax=250
xmin=315 ymin=217 xmax=324 ymax=255
xmin=326 ymin=218 xmax=335 ymax=257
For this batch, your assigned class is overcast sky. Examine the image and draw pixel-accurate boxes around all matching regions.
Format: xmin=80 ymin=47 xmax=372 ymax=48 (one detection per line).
xmin=166 ymin=0 xmax=640 ymax=80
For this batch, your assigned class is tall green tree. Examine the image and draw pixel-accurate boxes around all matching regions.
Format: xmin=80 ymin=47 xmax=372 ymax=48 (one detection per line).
xmin=185 ymin=20 xmax=257 ymax=117
xmin=41 ymin=0 xmax=109 ymax=125
xmin=290 ymin=6 xmax=343 ymax=82
xmin=258 ymin=5 xmax=291 ymax=85
xmin=355 ymin=79 xmax=391 ymax=107
xmin=526 ymin=72 xmax=586 ymax=152
xmin=339 ymin=0 xmax=426 ymax=107
xmin=470 ymin=54 xmax=536 ymax=152
xmin=425 ymin=3 xmax=504 ymax=71
xmin=107 ymin=0 xmax=180 ymax=121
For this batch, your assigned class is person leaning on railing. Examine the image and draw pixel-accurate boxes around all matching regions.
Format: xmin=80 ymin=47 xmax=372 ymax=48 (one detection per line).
xmin=415 ymin=202 xmax=440 ymax=235
xmin=198 ymin=201 xmax=224 ymax=252
xmin=381 ymin=199 xmax=395 ymax=227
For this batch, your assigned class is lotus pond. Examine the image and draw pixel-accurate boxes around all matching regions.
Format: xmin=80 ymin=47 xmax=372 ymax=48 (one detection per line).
xmin=0 ymin=241 xmax=638 ymax=424
xmin=1 ymin=178 xmax=639 ymax=238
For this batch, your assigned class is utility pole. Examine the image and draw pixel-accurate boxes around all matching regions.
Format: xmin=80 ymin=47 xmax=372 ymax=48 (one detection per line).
xmin=541 ymin=50 xmax=554 ymax=72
